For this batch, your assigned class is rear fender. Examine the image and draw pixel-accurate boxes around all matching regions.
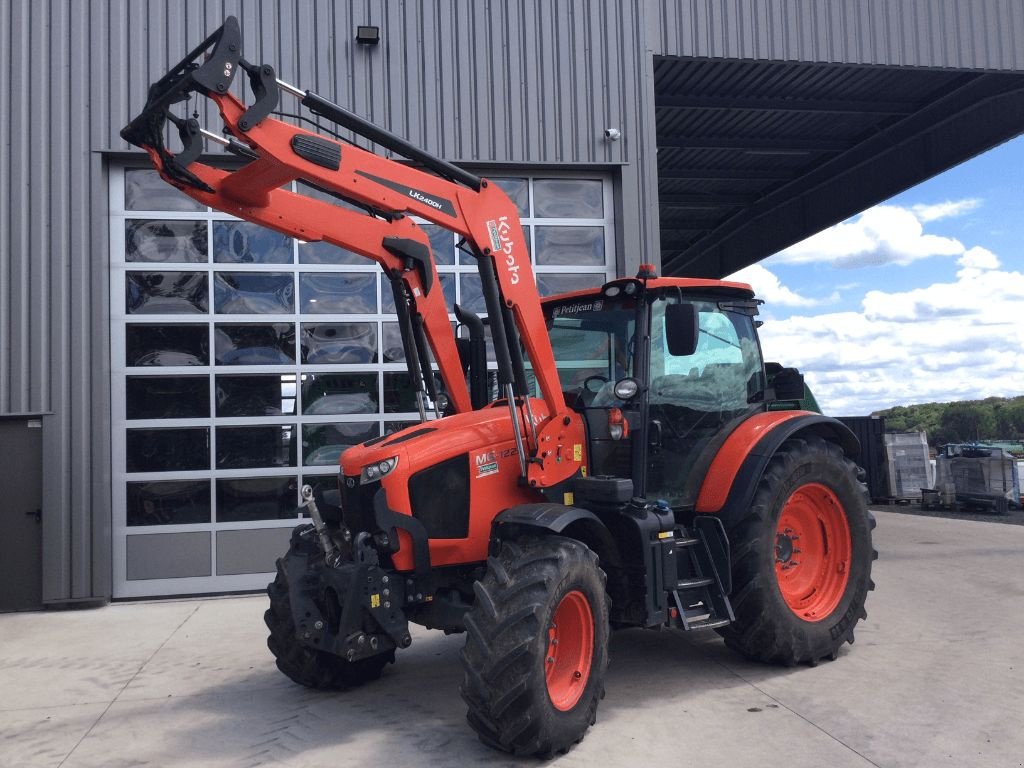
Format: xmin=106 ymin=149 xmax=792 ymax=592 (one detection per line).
xmin=695 ymin=411 xmax=859 ymax=525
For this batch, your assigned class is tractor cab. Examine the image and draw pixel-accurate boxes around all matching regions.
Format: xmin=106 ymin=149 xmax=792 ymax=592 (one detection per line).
xmin=543 ymin=268 xmax=770 ymax=507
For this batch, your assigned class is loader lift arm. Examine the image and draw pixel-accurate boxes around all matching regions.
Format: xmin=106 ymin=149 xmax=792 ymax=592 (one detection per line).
xmin=121 ymin=16 xmax=583 ymax=489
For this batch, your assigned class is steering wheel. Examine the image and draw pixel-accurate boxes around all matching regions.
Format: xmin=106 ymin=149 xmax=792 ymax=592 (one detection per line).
xmin=582 ymin=374 xmax=609 ymax=393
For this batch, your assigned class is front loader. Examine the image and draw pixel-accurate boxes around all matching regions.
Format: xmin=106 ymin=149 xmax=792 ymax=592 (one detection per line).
xmin=122 ymin=17 xmax=876 ymax=757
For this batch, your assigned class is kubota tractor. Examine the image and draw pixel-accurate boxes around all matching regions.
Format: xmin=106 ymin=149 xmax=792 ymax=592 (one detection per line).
xmin=123 ymin=17 xmax=876 ymax=757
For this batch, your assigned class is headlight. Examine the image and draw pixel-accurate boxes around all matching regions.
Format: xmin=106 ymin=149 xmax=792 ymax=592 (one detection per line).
xmin=613 ymin=377 xmax=640 ymax=400
xmin=360 ymin=455 xmax=399 ymax=484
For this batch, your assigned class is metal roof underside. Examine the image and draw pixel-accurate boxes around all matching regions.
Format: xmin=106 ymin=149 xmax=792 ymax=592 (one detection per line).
xmin=656 ymin=56 xmax=1024 ymax=278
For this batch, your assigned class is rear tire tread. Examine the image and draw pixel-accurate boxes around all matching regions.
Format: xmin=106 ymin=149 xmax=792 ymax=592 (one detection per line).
xmin=718 ymin=436 xmax=877 ymax=665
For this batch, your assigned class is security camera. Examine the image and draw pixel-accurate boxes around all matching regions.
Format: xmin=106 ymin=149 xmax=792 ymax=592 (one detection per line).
xmin=604 ymin=128 xmax=621 ymax=141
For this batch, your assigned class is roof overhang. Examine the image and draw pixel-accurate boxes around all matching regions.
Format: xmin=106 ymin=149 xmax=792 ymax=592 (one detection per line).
xmin=655 ymin=56 xmax=1024 ymax=278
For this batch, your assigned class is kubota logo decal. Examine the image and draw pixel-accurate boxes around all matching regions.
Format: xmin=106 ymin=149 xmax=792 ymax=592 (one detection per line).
xmin=486 ymin=216 xmax=519 ymax=284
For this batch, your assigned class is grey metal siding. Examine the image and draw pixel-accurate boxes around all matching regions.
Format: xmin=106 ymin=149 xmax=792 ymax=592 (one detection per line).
xmin=3 ymin=0 xmax=1024 ymax=602
xmin=652 ymin=0 xmax=1024 ymax=70
xmin=1 ymin=2 xmax=114 ymax=602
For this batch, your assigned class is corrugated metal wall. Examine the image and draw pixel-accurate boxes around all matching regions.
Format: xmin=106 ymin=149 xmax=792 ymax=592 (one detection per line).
xmin=651 ymin=0 xmax=1024 ymax=69
xmin=0 ymin=0 xmax=657 ymax=602
xmin=3 ymin=0 xmax=1023 ymax=602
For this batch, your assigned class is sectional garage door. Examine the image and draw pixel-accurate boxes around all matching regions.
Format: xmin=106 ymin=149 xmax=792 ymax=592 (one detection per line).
xmin=109 ymin=167 xmax=617 ymax=597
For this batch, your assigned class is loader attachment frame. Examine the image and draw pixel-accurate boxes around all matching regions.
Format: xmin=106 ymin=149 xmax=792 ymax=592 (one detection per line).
xmin=120 ymin=15 xmax=584 ymax=490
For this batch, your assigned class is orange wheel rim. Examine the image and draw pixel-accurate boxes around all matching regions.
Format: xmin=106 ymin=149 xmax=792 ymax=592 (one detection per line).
xmin=775 ymin=483 xmax=852 ymax=622
xmin=545 ymin=590 xmax=594 ymax=711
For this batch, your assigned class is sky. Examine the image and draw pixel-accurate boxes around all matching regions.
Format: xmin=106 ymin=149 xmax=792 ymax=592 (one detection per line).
xmin=726 ymin=134 xmax=1024 ymax=417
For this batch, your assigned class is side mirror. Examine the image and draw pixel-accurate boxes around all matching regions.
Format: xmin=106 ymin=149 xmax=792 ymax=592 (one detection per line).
xmin=665 ymin=303 xmax=698 ymax=357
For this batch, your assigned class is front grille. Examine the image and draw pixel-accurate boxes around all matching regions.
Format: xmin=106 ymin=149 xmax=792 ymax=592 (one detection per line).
xmin=409 ymin=454 xmax=470 ymax=538
xmin=340 ymin=475 xmax=379 ymax=534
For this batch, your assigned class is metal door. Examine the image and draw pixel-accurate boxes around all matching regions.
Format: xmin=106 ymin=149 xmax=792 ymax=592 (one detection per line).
xmin=0 ymin=417 xmax=43 ymax=611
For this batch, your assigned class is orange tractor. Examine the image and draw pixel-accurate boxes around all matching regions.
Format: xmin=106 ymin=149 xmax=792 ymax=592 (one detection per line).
xmin=123 ymin=18 xmax=875 ymax=757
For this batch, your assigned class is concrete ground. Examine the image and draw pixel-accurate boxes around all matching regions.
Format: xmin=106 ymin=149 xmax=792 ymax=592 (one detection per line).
xmin=2 ymin=510 xmax=1023 ymax=768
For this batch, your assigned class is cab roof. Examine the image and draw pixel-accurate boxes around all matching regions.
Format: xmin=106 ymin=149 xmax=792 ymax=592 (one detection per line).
xmin=543 ymin=276 xmax=755 ymax=306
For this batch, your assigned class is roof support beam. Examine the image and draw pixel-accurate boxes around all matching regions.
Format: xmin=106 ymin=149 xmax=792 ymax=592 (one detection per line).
xmin=656 ymin=94 xmax=917 ymax=115
xmin=658 ymin=168 xmax=793 ymax=181
xmin=656 ymin=136 xmax=849 ymax=153
xmin=661 ymin=222 xmax=723 ymax=235
xmin=659 ymin=193 xmax=754 ymax=209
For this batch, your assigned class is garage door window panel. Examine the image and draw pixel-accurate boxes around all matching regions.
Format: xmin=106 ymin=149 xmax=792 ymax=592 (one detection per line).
xmin=127 ymin=376 xmax=209 ymax=419
xmin=215 ymin=324 xmax=295 ymax=365
xmin=126 ymin=220 xmax=208 ymax=263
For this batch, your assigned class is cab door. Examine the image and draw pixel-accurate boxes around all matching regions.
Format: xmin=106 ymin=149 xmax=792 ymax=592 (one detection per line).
xmin=643 ymin=298 xmax=765 ymax=507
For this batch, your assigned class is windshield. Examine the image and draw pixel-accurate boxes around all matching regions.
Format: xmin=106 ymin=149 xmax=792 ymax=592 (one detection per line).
xmin=650 ymin=298 xmax=765 ymax=412
xmin=545 ymin=297 xmax=635 ymax=406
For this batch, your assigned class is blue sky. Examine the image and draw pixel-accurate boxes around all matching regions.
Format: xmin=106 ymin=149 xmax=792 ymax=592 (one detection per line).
xmin=727 ymin=135 xmax=1024 ymax=416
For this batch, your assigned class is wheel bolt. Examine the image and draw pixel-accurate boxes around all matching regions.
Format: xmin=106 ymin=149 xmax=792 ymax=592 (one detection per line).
xmin=573 ymin=671 xmax=582 ymax=679
xmin=547 ymin=657 xmax=555 ymax=664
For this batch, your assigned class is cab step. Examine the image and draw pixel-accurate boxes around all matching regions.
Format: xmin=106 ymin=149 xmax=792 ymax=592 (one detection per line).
xmin=670 ymin=518 xmax=735 ymax=632
xmin=684 ymin=616 xmax=732 ymax=631
xmin=676 ymin=576 xmax=714 ymax=589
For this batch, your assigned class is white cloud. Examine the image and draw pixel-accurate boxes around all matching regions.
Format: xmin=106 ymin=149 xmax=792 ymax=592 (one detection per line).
xmin=727 ymin=263 xmax=827 ymax=307
xmin=769 ymin=201 xmax=979 ymax=268
xmin=911 ymin=198 xmax=981 ymax=222
xmin=956 ymin=245 xmax=1000 ymax=278
xmin=755 ymin=260 xmax=1024 ymax=415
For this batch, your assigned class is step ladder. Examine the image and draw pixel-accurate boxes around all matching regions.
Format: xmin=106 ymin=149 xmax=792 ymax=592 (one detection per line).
xmin=670 ymin=525 xmax=735 ymax=631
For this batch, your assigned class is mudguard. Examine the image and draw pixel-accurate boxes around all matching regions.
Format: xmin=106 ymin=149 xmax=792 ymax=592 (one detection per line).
xmin=491 ymin=502 xmax=622 ymax=572
xmin=493 ymin=503 xmax=603 ymax=535
xmin=695 ymin=411 xmax=860 ymax=525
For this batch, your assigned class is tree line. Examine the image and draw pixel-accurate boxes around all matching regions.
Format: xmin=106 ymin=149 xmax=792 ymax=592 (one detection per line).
xmin=873 ymin=395 xmax=1024 ymax=447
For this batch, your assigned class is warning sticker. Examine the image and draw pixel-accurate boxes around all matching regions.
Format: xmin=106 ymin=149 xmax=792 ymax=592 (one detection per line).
xmin=573 ymin=444 xmax=582 ymax=462
xmin=370 ymin=593 xmax=381 ymax=608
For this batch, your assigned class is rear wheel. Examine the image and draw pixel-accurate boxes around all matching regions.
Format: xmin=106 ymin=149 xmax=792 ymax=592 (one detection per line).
xmin=265 ymin=534 xmax=392 ymax=689
xmin=719 ymin=437 xmax=876 ymax=665
xmin=460 ymin=536 xmax=609 ymax=757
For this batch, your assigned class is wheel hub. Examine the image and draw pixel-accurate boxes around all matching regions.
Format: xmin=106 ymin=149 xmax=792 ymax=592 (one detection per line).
xmin=774 ymin=483 xmax=852 ymax=622
xmin=775 ymin=530 xmax=797 ymax=565
xmin=545 ymin=590 xmax=594 ymax=712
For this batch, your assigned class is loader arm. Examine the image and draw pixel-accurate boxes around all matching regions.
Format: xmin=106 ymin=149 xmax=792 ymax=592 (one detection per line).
xmin=121 ymin=16 xmax=583 ymax=489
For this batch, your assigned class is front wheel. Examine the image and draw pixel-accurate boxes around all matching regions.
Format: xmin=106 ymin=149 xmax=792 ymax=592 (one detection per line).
xmin=460 ymin=536 xmax=609 ymax=757
xmin=718 ymin=436 xmax=877 ymax=665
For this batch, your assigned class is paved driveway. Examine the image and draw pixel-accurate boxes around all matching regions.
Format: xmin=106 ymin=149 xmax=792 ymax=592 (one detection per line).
xmin=2 ymin=510 xmax=1022 ymax=767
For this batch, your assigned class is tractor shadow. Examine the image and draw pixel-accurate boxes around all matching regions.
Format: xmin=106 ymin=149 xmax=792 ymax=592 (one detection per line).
xmin=147 ymin=626 xmax=806 ymax=766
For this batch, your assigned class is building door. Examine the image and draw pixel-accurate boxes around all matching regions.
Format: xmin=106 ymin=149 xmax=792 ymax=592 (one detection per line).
xmin=110 ymin=167 xmax=616 ymax=597
xmin=0 ymin=417 xmax=44 ymax=611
